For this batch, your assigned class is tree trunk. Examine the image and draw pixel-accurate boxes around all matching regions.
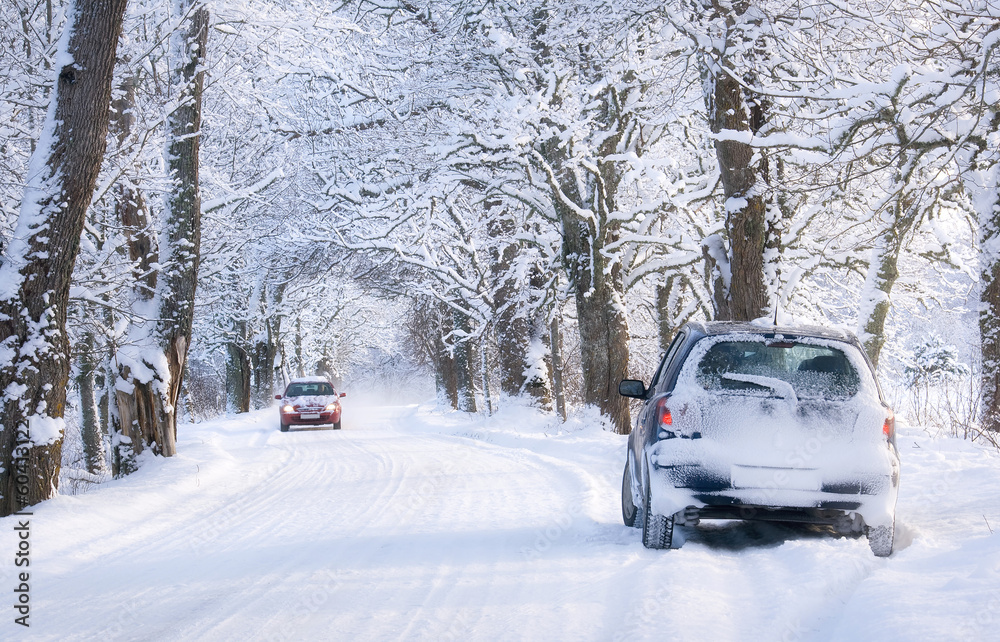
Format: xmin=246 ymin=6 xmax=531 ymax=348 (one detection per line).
xmin=227 ymin=320 xmax=251 ymax=414
xmin=709 ymin=70 xmax=769 ymax=321
xmin=981 ymin=201 xmax=1000 ymax=433
xmin=434 ymin=305 xmax=459 ymax=408
xmin=110 ymin=70 xmax=161 ymax=473
xmin=252 ymin=316 xmax=279 ymax=408
xmin=549 ymin=315 xmax=567 ymax=422
xmin=858 ymin=224 xmax=904 ymax=369
xmin=490 ymin=208 xmax=531 ymax=397
xmin=252 ymin=282 xmax=285 ymax=407
xmin=453 ymin=311 xmax=478 ymax=413
xmin=75 ymin=326 xmax=106 ymax=475
xmin=559 ymin=206 xmax=631 ymax=433
xmin=0 ymin=0 xmax=128 ymax=515
xmin=120 ymin=4 xmax=209 ymax=460
xmin=155 ymin=3 xmax=208 ymax=451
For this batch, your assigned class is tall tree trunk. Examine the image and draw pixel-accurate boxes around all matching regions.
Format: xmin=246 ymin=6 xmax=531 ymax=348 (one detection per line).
xmin=0 ymin=0 xmax=128 ymax=515
xmin=488 ymin=206 xmax=552 ymax=406
xmin=75 ymin=326 xmax=106 ymax=475
xmin=453 ymin=311 xmax=478 ymax=413
xmin=699 ymin=2 xmax=775 ymax=322
xmin=252 ymin=282 xmax=285 ymax=407
xmin=489 ymin=207 xmax=531 ymax=397
xmin=980 ymin=197 xmax=1000 ymax=433
xmin=227 ymin=320 xmax=251 ymax=413
xmin=708 ymin=70 xmax=769 ymax=321
xmin=858 ymin=220 xmax=906 ymax=369
xmin=530 ymin=5 xmax=631 ymax=433
xmin=120 ymin=3 xmax=209 ymax=461
xmin=111 ymin=71 xmax=161 ymax=473
xmin=558 ymin=205 xmax=631 ymax=433
xmin=433 ymin=304 xmax=458 ymax=408
xmin=549 ymin=315 xmax=567 ymax=422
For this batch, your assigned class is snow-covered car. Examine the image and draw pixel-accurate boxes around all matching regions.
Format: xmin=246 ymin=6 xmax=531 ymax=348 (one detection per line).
xmin=619 ymin=321 xmax=900 ymax=556
xmin=275 ymin=377 xmax=346 ymax=432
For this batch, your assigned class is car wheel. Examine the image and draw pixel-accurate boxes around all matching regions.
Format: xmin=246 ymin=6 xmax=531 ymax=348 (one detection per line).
xmin=622 ymin=458 xmax=638 ymax=527
xmin=866 ymin=521 xmax=894 ymax=557
xmin=333 ymin=420 xmax=342 ymax=430
xmin=280 ymin=422 xmax=289 ymax=433
xmin=642 ymin=467 xmax=674 ymax=549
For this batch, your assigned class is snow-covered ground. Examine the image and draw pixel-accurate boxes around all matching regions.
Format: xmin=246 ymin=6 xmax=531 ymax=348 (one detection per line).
xmin=2 ymin=400 xmax=999 ymax=641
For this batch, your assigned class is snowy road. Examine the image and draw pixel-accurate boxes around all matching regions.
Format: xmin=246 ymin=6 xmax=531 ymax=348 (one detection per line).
xmin=3 ymin=402 xmax=1000 ymax=641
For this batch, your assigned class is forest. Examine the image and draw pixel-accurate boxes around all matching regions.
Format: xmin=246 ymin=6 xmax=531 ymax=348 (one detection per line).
xmin=1 ymin=0 xmax=998 ymax=516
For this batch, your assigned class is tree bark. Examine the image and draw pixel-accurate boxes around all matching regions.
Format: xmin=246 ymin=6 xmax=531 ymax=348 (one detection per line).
xmin=110 ymin=71 xmax=161 ymax=474
xmin=549 ymin=315 xmax=567 ymax=422
xmin=0 ymin=0 xmax=128 ymax=515
xmin=252 ymin=314 xmax=280 ymax=408
xmin=557 ymin=200 xmax=631 ymax=433
xmin=858 ymin=220 xmax=906 ymax=369
xmin=75 ymin=326 xmax=106 ymax=475
xmin=434 ymin=304 xmax=459 ymax=408
xmin=709 ymin=69 xmax=769 ymax=321
xmin=981 ymin=202 xmax=1000 ymax=433
xmin=227 ymin=320 xmax=251 ymax=414
xmin=453 ymin=310 xmax=478 ymax=413
xmin=116 ymin=4 xmax=209 ymax=464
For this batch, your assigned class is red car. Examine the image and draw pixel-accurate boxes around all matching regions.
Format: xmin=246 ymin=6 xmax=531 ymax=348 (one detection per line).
xmin=275 ymin=377 xmax=346 ymax=432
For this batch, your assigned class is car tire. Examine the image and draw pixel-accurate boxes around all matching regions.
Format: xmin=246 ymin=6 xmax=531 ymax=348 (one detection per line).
xmin=866 ymin=521 xmax=894 ymax=557
xmin=280 ymin=422 xmax=289 ymax=433
xmin=642 ymin=467 xmax=673 ymax=549
xmin=622 ymin=458 xmax=638 ymax=527
xmin=333 ymin=420 xmax=342 ymax=430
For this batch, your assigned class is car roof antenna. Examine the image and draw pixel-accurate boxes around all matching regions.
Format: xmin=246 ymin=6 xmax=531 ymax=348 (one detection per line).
xmin=773 ymin=296 xmax=780 ymax=326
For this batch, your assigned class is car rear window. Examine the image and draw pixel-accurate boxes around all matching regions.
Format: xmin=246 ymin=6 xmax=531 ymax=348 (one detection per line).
xmin=695 ymin=340 xmax=860 ymax=399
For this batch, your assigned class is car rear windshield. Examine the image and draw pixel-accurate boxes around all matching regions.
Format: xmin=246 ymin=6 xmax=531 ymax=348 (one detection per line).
xmin=695 ymin=340 xmax=861 ymax=399
xmin=286 ymin=382 xmax=334 ymax=396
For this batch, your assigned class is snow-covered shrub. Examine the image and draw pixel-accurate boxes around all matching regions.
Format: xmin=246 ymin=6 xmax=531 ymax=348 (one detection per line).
xmin=903 ymin=335 xmax=976 ymax=437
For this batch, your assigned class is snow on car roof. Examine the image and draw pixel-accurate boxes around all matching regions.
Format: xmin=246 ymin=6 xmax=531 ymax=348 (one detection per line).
xmin=689 ymin=320 xmax=857 ymax=342
xmin=289 ymin=375 xmax=334 ymax=384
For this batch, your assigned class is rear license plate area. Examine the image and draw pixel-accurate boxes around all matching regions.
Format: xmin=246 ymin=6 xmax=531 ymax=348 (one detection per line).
xmin=731 ymin=466 xmax=820 ymax=491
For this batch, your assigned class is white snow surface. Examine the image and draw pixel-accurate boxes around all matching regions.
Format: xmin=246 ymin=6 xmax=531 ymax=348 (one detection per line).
xmin=2 ymin=400 xmax=999 ymax=641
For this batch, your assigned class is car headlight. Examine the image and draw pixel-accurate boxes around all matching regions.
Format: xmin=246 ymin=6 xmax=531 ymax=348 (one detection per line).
xmin=325 ymin=403 xmax=339 ymax=412
xmin=282 ymin=405 xmax=294 ymax=413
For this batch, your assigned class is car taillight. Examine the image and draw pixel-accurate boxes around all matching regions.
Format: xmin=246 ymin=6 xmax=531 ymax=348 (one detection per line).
xmin=883 ymin=408 xmax=895 ymax=441
xmin=655 ymin=397 xmax=676 ymax=439
xmin=657 ymin=397 xmax=673 ymax=426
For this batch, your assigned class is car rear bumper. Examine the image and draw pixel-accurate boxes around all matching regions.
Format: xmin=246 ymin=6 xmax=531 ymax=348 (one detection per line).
xmin=647 ymin=453 xmax=899 ymax=529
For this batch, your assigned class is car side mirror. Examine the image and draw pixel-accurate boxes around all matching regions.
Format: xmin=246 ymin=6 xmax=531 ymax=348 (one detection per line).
xmin=274 ymin=394 xmax=282 ymax=400
xmin=339 ymin=392 xmax=347 ymax=398
xmin=619 ymin=379 xmax=647 ymax=398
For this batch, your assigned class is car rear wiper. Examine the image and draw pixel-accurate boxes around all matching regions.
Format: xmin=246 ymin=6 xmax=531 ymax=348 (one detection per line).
xmin=721 ymin=373 xmax=799 ymax=405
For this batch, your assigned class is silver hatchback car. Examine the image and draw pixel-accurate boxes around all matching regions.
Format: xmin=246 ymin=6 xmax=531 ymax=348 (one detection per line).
xmin=619 ymin=322 xmax=900 ymax=556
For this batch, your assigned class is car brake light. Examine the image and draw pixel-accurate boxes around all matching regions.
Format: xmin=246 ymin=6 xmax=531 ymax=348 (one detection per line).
xmin=883 ymin=408 xmax=895 ymax=441
xmin=656 ymin=397 xmax=672 ymax=426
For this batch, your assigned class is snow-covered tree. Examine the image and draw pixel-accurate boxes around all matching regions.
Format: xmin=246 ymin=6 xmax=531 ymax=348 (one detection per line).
xmin=0 ymin=0 xmax=129 ymax=514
